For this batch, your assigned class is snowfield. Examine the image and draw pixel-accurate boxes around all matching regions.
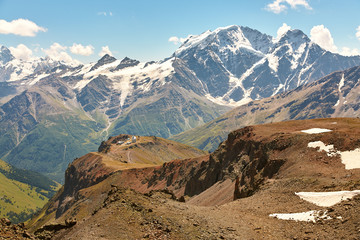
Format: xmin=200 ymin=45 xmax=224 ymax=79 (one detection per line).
xmin=308 ymin=141 xmax=360 ymax=169
xmin=269 ymin=190 xmax=360 ymax=222
xmin=269 ymin=210 xmax=331 ymax=223
xmin=307 ymin=141 xmax=337 ymax=157
xmin=301 ymin=128 xmax=332 ymax=134
xmin=295 ymin=190 xmax=360 ymax=207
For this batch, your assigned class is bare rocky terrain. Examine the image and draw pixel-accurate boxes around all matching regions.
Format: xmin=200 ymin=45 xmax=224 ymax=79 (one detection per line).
xmin=3 ymin=118 xmax=360 ymax=239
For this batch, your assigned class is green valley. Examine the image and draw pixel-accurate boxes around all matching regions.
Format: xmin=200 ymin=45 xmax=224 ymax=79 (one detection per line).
xmin=0 ymin=159 xmax=60 ymax=223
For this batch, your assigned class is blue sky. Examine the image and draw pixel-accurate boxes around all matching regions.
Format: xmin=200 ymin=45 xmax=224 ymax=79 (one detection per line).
xmin=0 ymin=0 xmax=359 ymax=64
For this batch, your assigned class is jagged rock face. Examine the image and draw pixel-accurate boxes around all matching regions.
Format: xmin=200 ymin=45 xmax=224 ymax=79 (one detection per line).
xmin=90 ymin=54 xmax=117 ymax=71
xmin=0 ymin=218 xmax=34 ymax=239
xmin=77 ymin=75 xmax=114 ymax=112
xmin=113 ymin=57 xmax=140 ymax=71
xmin=182 ymin=126 xmax=284 ymax=198
xmin=0 ymin=46 xmax=14 ymax=65
xmin=160 ymin=118 xmax=360 ymax=201
xmin=56 ymin=153 xmax=114 ymax=218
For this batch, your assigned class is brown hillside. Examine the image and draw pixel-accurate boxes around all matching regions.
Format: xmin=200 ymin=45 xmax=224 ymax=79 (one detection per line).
xmin=27 ymin=118 xmax=360 ymax=239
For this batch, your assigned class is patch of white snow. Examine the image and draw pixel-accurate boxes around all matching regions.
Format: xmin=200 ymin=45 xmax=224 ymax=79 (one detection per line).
xmin=339 ymin=148 xmax=360 ymax=170
xmin=307 ymin=141 xmax=337 ymax=157
xmin=29 ymin=73 xmax=49 ymax=85
xmin=205 ymin=93 xmax=252 ymax=107
xmin=267 ymin=54 xmax=279 ymax=72
xmin=295 ymin=190 xmax=360 ymax=207
xmin=272 ymin=84 xmax=285 ymax=96
xmin=74 ymin=79 xmax=93 ymax=90
xmin=308 ymin=141 xmax=360 ymax=169
xmin=338 ymin=74 xmax=345 ymax=92
xmin=301 ymin=128 xmax=332 ymax=134
xmin=269 ymin=210 xmax=331 ymax=223
xmin=291 ymin=42 xmax=306 ymax=70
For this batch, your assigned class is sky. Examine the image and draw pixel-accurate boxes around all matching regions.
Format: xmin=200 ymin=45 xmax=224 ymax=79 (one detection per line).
xmin=0 ymin=0 xmax=359 ymax=64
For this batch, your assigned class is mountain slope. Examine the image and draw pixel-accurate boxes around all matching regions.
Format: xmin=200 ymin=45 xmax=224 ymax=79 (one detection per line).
xmin=28 ymin=135 xmax=206 ymax=230
xmin=174 ymin=26 xmax=360 ymax=105
xmin=172 ymin=65 xmax=360 ymax=151
xmin=1 ymin=25 xmax=360 ymax=181
xmin=0 ymin=158 xmax=59 ymax=223
xmin=0 ymin=85 xmax=105 ymax=182
xmin=0 ymin=50 xmax=227 ymax=181
xmin=28 ymin=118 xmax=360 ymax=239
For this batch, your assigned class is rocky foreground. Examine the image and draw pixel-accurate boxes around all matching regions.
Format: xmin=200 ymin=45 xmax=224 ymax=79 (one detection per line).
xmin=3 ymin=118 xmax=360 ymax=239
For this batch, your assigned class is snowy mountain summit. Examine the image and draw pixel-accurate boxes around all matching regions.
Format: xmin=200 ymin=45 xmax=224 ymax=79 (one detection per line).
xmin=0 ymin=45 xmax=65 ymax=84
xmin=0 ymin=46 xmax=15 ymax=65
xmin=173 ymin=25 xmax=360 ymax=106
xmin=1 ymin=25 xmax=360 ymax=107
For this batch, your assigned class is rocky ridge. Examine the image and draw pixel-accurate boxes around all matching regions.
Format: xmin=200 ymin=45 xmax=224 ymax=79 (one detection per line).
xmin=26 ymin=118 xmax=360 ymax=239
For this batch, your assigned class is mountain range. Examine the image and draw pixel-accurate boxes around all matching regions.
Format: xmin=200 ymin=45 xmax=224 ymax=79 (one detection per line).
xmin=1 ymin=25 xmax=360 ymax=181
xmin=172 ymin=65 xmax=360 ymax=151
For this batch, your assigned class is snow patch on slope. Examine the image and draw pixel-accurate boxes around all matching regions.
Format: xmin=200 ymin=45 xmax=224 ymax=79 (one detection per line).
xmin=340 ymin=148 xmax=360 ymax=170
xmin=270 ymin=210 xmax=331 ymax=223
xmin=267 ymin=54 xmax=279 ymax=72
xmin=308 ymin=141 xmax=360 ymax=169
xmin=291 ymin=43 xmax=306 ymax=70
xmin=71 ymin=58 xmax=175 ymax=103
xmin=308 ymin=141 xmax=337 ymax=157
xmin=301 ymin=128 xmax=332 ymax=134
xmin=108 ymin=58 xmax=175 ymax=106
xmin=296 ymin=190 xmax=360 ymax=207
xmin=338 ymin=74 xmax=345 ymax=91
xmin=29 ymin=73 xmax=50 ymax=85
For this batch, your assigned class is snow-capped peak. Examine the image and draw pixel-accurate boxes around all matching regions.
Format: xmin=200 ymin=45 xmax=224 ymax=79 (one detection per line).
xmin=1 ymin=54 xmax=67 ymax=82
xmin=275 ymin=29 xmax=310 ymax=48
xmin=0 ymin=45 xmax=15 ymax=65
xmin=174 ymin=25 xmax=273 ymax=57
xmin=175 ymin=25 xmax=251 ymax=55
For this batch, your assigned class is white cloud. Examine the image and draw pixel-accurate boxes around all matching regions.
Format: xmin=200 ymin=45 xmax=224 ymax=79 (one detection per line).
xmin=169 ymin=36 xmax=180 ymax=45
xmin=341 ymin=47 xmax=360 ymax=56
xmin=309 ymin=25 xmax=359 ymax=56
xmin=98 ymin=46 xmax=112 ymax=57
xmin=0 ymin=18 xmax=46 ymax=37
xmin=42 ymin=43 xmax=80 ymax=66
xmin=98 ymin=11 xmax=113 ymax=17
xmin=310 ymin=25 xmax=338 ymax=53
xmin=266 ymin=0 xmax=312 ymax=14
xmin=9 ymin=44 xmax=33 ymax=61
xmin=70 ymin=43 xmax=94 ymax=56
xmin=168 ymin=36 xmax=187 ymax=45
xmin=276 ymin=23 xmax=291 ymax=40
xmin=356 ymin=26 xmax=360 ymax=41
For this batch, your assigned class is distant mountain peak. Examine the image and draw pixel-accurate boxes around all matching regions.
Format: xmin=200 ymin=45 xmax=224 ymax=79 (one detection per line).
xmin=0 ymin=45 xmax=15 ymax=65
xmin=100 ymin=54 xmax=116 ymax=62
xmin=90 ymin=54 xmax=117 ymax=71
xmin=113 ymin=56 xmax=140 ymax=71
xmin=278 ymin=29 xmax=310 ymax=43
xmin=175 ymin=25 xmax=273 ymax=57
